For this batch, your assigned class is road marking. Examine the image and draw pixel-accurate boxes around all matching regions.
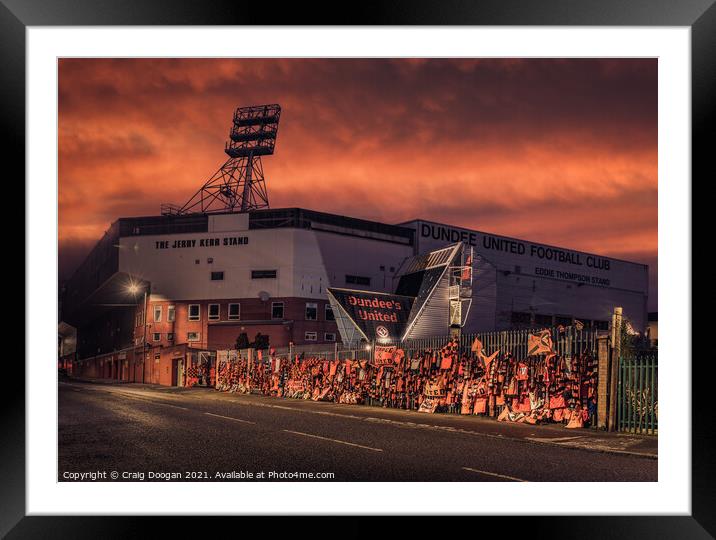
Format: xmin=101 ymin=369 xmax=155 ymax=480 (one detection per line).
xmin=204 ymin=412 xmax=256 ymax=425
xmin=282 ymin=430 xmax=383 ymax=452
xmin=114 ymin=393 xmax=190 ymax=410
xmin=147 ymin=401 xmax=190 ymax=411
xmin=462 ymin=467 xmax=528 ymax=482
xmin=525 ymin=436 xmax=655 ymax=457
xmin=527 ymin=436 xmax=583 ymax=443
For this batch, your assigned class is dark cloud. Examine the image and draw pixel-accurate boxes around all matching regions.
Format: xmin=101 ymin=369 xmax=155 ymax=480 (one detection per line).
xmin=58 ymin=238 xmax=98 ymax=283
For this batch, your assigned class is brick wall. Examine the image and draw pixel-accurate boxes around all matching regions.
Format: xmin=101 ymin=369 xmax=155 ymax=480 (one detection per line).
xmin=135 ymin=296 xmax=339 ymax=350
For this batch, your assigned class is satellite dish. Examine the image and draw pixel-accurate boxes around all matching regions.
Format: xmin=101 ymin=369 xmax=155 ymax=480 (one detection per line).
xmin=258 ymin=291 xmax=270 ymax=302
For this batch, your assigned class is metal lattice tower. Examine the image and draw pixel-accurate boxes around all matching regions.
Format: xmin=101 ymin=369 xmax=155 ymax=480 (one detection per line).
xmin=162 ymin=104 xmax=281 ymax=215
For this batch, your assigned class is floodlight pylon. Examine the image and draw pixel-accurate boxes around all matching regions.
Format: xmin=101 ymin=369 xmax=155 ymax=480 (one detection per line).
xmin=162 ymin=104 xmax=281 ymax=215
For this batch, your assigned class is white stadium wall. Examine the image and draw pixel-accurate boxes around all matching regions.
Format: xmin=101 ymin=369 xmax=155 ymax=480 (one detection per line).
xmin=119 ymin=227 xmax=301 ymax=302
xmin=400 ymin=219 xmax=649 ymax=331
xmin=312 ymin=230 xmax=413 ymax=294
xmin=118 ymin=213 xmax=414 ymax=304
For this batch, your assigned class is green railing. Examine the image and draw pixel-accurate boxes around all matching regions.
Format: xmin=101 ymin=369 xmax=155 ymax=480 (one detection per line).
xmin=617 ymin=352 xmax=658 ymax=435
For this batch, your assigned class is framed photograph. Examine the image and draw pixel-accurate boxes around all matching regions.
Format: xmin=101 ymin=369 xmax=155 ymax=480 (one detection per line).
xmin=9 ymin=0 xmax=709 ymax=535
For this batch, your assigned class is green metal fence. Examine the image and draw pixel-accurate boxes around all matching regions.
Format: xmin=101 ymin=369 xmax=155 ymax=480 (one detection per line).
xmin=617 ymin=352 xmax=658 ymax=435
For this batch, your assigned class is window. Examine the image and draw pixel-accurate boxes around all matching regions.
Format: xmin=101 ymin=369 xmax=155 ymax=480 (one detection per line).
xmin=389 ymin=267 xmax=395 ymax=273
xmin=211 ymin=271 xmax=224 ymax=281
xmin=305 ymin=302 xmax=318 ymax=321
xmin=208 ymin=304 xmax=220 ymax=321
xmin=167 ymin=332 xmax=174 ymax=341
xmin=379 ymin=265 xmax=385 ymax=271
xmin=593 ymin=320 xmax=609 ymax=331
xmin=228 ymin=303 xmax=240 ymax=320
xmin=304 ymin=331 xmax=317 ymax=341
xmin=188 ymin=304 xmax=200 ymax=321
xmin=207 ymin=257 xmax=213 ymax=264
xmin=511 ymin=311 xmax=531 ymax=325
xmin=187 ymin=332 xmax=200 ymax=342
xmin=153 ymin=305 xmax=162 ymax=322
xmin=325 ymin=303 xmax=335 ymax=321
xmin=324 ymin=333 xmax=336 ymax=342
xmin=167 ymin=305 xmax=175 ymax=322
xmin=345 ymin=274 xmax=371 ymax=286
xmin=152 ymin=332 xmax=161 ymax=342
xmin=252 ymin=269 xmax=277 ymax=279
xmin=271 ymin=302 xmax=284 ymax=320
xmin=135 ymin=311 xmax=144 ymax=328
xmin=195 ymin=259 xmax=200 ymax=265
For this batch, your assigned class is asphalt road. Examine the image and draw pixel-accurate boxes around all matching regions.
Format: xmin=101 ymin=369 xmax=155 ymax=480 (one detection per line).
xmin=58 ymin=381 xmax=657 ymax=482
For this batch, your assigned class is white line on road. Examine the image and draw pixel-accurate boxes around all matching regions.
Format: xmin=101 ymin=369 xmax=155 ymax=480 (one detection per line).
xmin=282 ymin=430 xmax=383 ymax=452
xmin=462 ymin=467 xmax=528 ymax=482
xmin=525 ymin=436 xmax=655 ymax=457
xmin=115 ymin=393 xmax=190 ymax=410
xmin=204 ymin=412 xmax=256 ymax=425
xmin=526 ymin=436 xmax=583 ymax=443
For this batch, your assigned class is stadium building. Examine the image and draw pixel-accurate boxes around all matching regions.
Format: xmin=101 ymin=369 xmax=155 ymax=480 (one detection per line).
xmin=59 ymin=104 xmax=648 ymax=379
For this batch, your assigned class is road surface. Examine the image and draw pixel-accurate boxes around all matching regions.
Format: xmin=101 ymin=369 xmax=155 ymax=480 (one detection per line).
xmin=58 ymin=381 xmax=657 ymax=482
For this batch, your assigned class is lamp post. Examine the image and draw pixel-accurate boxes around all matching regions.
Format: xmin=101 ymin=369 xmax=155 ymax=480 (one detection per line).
xmin=127 ymin=281 xmax=150 ymax=384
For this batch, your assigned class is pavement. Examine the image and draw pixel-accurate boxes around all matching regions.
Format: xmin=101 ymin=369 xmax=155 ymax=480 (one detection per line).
xmin=58 ymin=379 xmax=658 ymax=482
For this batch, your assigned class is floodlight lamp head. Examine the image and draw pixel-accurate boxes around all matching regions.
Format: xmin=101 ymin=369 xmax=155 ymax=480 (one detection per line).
xmin=225 ymin=104 xmax=281 ymax=159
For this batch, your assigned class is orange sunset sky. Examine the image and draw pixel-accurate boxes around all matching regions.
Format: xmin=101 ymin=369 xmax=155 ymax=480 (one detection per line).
xmin=58 ymin=58 xmax=658 ymax=309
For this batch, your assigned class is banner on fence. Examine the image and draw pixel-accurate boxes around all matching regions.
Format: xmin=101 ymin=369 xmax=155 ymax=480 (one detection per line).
xmin=286 ymin=380 xmax=305 ymax=393
xmin=418 ymin=397 xmax=439 ymax=413
xmin=424 ymin=379 xmax=446 ymax=397
xmin=528 ymin=330 xmax=555 ymax=356
xmin=471 ymin=337 xmax=483 ymax=355
xmin=373 ymin=345 xmax=397 ymax=366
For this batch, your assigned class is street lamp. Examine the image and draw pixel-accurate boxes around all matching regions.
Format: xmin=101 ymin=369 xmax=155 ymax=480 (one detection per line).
xmin=127 ymin=280 xmax=150 ymax=383
xmin=127 ymin=283 xmax=139 ymax=295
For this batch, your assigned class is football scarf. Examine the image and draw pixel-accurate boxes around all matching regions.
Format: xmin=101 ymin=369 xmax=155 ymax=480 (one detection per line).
xmin=516 ymin=362 xmax=529 ymax=381
xmin=482 ymin=350 xmax=499 ymax=371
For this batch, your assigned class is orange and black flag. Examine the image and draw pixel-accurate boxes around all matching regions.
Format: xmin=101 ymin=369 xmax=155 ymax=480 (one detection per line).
xmin=528 ymin=329 xmax=555 ymax=356
xmin=471 ymin=336 xmax=483 ymax=357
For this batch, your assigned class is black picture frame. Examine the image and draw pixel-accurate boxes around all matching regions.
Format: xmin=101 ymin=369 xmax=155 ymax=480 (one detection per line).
xmin=6 ymin=0 xmax=710 ymax=536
